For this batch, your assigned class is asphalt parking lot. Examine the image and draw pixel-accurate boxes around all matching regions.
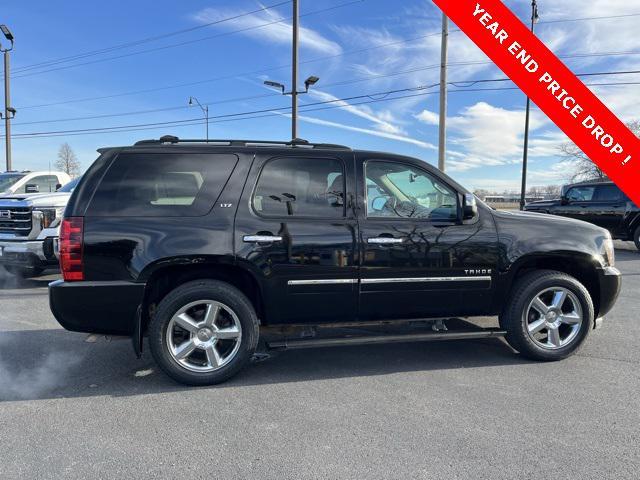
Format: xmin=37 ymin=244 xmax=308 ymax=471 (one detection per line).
xmin=1 ymin=243 xmax=639 ymax=479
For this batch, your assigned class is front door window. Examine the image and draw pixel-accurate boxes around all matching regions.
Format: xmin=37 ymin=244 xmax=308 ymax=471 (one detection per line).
xmin=365 ymin=161 xmax=457 ymax=221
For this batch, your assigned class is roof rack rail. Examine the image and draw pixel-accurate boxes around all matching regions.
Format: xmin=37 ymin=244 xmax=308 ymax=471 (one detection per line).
xmin=134 ymin=135 xmax=351 ymax=150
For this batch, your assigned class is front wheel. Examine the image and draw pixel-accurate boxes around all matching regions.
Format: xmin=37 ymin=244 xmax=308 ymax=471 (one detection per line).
xmin=501 ymin=270 xmax=594 ymax=361
xmin=149 ymin=279 xmax=259 ymax=385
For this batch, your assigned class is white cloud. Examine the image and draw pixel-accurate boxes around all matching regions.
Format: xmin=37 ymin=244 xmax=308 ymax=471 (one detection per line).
xmin=307 ymin=89 xmax=407 ymax=135
xmin=289 ymin=113 xmax=437 ymax=150
xmin=192 ymin=4 xmax=342 ymax=56
xmin=415 ymin=109 xmax=439 ymax=125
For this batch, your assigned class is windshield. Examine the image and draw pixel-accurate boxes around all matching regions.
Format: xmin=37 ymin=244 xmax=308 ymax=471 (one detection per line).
xmin=58 ymin=177 xmax=81 ymax=193
xmin=0 ymin=173 xmax=26 ymax=192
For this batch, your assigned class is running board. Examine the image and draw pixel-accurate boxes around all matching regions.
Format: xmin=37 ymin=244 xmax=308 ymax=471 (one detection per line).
xmin=266 ymin=328 xmax=506 ymax=351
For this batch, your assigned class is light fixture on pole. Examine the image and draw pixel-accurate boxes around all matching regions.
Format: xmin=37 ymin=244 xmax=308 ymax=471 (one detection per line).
xmin=0 ymin=24 xmax=15 ymax=172
xmin=188 ymin=96 xmax=209 ymax=141
xmin=519 ymin=0 xmax=539 ymax=210
xmin=264 ymin=75 xmax=320 ymax=140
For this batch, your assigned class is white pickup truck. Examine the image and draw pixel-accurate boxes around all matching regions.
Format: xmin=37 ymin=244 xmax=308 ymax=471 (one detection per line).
xmin=0 ymin=170 xmax=71 ymax=195
xmin=0 ymin=177 xmax=79 ymax=277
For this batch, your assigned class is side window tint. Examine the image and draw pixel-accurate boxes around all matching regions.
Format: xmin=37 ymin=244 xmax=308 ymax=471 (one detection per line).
xmin=594 ymin=185 xmax=622 ymax=201
xmin=566 ymin=186 xmax=595 ymax=202
xmin=88 ymin=153 xmax=238 ymax=216
xmin=20 ymin=175 xmax=58 ymax=193
xmin=253 ymin=157 xmax=345 ymax=218
xmin=365 ymin=160 xmax=457 ymax=220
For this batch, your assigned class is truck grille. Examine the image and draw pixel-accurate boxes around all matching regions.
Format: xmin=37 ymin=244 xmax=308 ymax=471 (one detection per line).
xmin=0 ymin=206 xmax=33 ymax=236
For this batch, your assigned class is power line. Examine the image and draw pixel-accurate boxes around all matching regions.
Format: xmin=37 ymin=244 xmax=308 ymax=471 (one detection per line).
xmin=17 ymin=45 xmax=640 ymax=111
xmin=5 ymin=75 xmax=640 ymax=139
xmin=11 ymin=68 xmax=640 ymax=126
xmin=7 ymin=0 xmax=364 ymax=80
xmin=9 ymin=1 xmax=293 ymax=75
xmin=7 ymin=7 xmax=636 ymax=82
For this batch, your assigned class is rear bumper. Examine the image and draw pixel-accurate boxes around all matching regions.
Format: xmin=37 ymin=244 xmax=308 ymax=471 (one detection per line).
xmin=0 ymin=238 xmax=58 ymax=268
xmin=49 ymin=279 xmax=145 ymax=336
xmin=596 ymin=266 xmax=622 ymax=320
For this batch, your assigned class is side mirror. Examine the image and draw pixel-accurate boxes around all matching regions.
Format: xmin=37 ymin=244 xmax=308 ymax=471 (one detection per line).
xmin=463 ymin=193 xmax=478 ymax=220
xmin=371 ymin=196 xmax=387 ymax=212
xmin=560 ymin=197 xmax=570 ymax=205
xmin=25 ymin=184 xmax=39 ymax=193
xmin=55 ymin=183 xmax=62 ymax=191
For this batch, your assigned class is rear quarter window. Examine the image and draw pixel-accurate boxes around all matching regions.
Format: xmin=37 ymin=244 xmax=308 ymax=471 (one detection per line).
xmin=87 ymin=152 xmax=238 ymax=217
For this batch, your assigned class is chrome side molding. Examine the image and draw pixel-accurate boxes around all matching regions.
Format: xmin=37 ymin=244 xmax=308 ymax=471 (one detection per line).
xmin=288 ymin=279 xmax=358 ymax=286
xmin=361 ymin=276 xmax=492 ymax=284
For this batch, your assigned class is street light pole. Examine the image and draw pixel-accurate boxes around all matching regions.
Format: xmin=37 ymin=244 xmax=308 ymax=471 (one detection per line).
xmin=188 ymin=96 xmax=209 ymax=141
xmin=264 ymin=75 xmax=320 ymax=139
xmin=291 ymin=0 xmax=299 ymax=140
xmin=1 ymin=25 xmax=15 ymax=172
xmin=519 ymin=1 xmax=539 ymax=210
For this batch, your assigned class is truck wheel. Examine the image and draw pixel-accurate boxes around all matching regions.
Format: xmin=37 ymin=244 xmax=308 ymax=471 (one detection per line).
xmin=501 ymin=270 xmax=594 ymax=361
xmin=3 ymin=266 xmax=45 ymax=278
xmin=149 ymin=279 xmax=259 ymax=386
xmin=634 ymin=226 xmax=640 ymax=251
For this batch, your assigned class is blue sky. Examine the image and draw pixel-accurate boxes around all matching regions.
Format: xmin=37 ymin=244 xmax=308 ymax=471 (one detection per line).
xmin=2 ymin=0 xmax=639 ymax=191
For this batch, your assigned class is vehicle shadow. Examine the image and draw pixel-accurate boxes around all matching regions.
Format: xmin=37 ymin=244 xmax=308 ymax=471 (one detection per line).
xmin=0 ymin=327 xmax=530 ymax=402
xmin=0 ymin=270 xmax=60 ymax=290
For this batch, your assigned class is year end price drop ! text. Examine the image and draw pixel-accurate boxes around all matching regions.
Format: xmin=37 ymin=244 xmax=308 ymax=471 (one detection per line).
xmin=432 ymin=0 xmax=640 ymax=205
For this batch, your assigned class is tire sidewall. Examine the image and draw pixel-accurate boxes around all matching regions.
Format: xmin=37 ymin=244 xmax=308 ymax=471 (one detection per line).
xmin=634 ymin=226 xmax=640 ymax=251
xmin=149 ymin=280 xmax=258 ymax=385
xmin=506 ymin=273 xmax=594 ymax=360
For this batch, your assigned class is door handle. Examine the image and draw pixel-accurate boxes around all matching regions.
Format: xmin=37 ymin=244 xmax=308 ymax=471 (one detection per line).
xmin=367 ymin=237 xmax=403 ymax=244
xmin=243 ymin=235 xmax=283 ymax=243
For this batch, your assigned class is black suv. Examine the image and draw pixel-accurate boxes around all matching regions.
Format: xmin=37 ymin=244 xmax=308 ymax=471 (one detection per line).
xmin=525 ymin=180 xmax=640 ymax=250
xmin=49 ymin=137 xmax=622 ymax=385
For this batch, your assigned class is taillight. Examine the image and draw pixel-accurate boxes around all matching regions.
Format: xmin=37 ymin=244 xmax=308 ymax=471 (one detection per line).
xmin=60 ymin=217 xmax=84 ymax=281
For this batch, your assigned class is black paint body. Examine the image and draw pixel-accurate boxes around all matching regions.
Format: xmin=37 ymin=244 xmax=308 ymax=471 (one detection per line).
xmin=49 ymin=144 xmax=622 ymax=337
xmin=524 ymin=180 xmax=640 ymax=241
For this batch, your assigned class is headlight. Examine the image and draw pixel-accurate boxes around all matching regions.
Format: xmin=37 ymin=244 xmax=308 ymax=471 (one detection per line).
xmin=600 ymin=233 xmax=615 ymax=267
xmin=35 ymin=207 xmax=65 ymax=229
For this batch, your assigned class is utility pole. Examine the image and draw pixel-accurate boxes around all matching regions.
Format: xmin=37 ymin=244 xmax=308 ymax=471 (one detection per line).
xmin=1 ymin=25 xmax=15 ymax=172
xmin=437 ymin=13 xmax=449 ymax=172
xmin=291 ymin=0 xmax=299 ymax=140
xmin=519 ymin=0 xmax=539 ymax=210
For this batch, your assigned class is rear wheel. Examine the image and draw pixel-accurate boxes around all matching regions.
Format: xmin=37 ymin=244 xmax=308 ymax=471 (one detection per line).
xmin=149 ymin=279 xmax=259 ymax=385
xmin=3 ymin=265 xmax=45 ymax=278
xmin=501 ymin=270 xmax=594 ymax=361
xmin=634 ymin=226 xmax=640 ymax=251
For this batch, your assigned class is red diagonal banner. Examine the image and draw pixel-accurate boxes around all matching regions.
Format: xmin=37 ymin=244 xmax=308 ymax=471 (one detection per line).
xmin=433 ymin=0 xmax=640 ymax=205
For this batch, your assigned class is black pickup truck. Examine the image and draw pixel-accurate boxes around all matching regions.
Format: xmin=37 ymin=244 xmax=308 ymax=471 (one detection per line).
xmin=49 ymin=137 xmax=622 ymax=385
xmin=525 ymin=180 xmax=640 ymax=250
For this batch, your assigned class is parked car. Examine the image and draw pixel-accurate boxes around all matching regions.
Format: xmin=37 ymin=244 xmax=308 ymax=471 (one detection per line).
xmin=0 ymin=177 xmax=80 ymax=277
xmin=0 ymin=170 xmax=71 ymax=195
xmin=49 ymin=137 xmax=621 ymax=385
xmin=525 ymin=180 xmax=640 ymax=250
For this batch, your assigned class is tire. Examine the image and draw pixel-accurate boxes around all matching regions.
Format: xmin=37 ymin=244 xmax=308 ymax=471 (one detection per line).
xmin=3 ymin=265 xmax=45 ymax=278
xmin=634 ymin=226 xmax=640 ymax=251
xmin=501 ymin=270 xmax=594 ymax=361
xmin=149 ymin=279 xmax=259 ymax=386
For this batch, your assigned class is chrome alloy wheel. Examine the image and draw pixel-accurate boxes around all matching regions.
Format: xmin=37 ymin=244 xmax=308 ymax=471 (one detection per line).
xmin=166 ymin=300 xmax=242 ymax=373
xmin=524 ymin=287 xmax=583 ymax=350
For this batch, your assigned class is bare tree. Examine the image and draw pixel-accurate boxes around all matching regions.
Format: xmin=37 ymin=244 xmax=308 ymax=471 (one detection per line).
xmin=542 ymin=184 xmax=562 ymax=198
xmin=560 ymin=120 xmax=640 ymax=182
xmin=55 ymin=143 xmax=81 ymax=177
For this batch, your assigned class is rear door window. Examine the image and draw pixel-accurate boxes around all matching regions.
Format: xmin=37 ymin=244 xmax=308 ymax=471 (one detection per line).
xmin=594 ymin=185 xmax=622 ymax=202
xmin=88 ymin=152 xmax=238 ymax=216
xmin=252 ymin=157 xmax=345 ymax=218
